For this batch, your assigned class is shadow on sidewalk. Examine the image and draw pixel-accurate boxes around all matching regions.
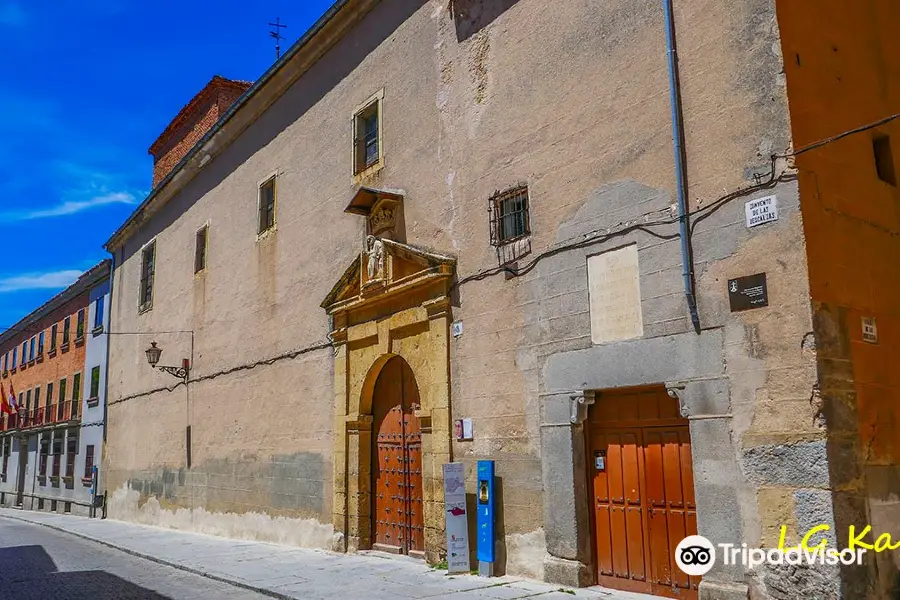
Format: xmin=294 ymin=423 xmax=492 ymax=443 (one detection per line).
xmin=0 ymin=544 xmax=174 ymax=599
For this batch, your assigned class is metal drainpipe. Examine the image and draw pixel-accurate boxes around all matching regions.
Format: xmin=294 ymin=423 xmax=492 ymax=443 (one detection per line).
xmin=97 ymin=250 xmax=116 ymax=518
xmin=663 ymin=0 xmax=701 ymax=333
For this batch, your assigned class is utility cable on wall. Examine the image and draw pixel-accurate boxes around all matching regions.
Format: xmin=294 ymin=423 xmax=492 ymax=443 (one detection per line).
xmin=5 ymin=112 xmax=900 ymax=409
xmin=107 ymin=339 xmax=332 ymax=407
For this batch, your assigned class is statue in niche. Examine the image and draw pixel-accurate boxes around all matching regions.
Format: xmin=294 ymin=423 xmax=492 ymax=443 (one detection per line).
xmin=366 ymin=235 xmax=385 ymax=281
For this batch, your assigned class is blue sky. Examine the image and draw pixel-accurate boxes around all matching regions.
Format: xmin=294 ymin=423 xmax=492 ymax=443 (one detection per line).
xmin=0 ymin=0 xmax=335 ymax=328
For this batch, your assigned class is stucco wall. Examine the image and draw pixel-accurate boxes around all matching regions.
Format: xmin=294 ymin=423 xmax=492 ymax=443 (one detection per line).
xmin=777 ymin=1 xmax=900 ymax=597
xmin=105 ymin=0 xmax=822 ymax=590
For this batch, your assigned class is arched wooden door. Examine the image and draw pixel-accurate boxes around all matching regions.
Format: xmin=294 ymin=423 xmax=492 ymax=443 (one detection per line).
xmin=372 ymin=356 xmax=424 ymax=556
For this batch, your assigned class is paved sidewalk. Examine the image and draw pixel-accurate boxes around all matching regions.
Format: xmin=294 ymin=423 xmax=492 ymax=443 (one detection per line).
xmin=0 ymin=508 xmax=657 ymax=600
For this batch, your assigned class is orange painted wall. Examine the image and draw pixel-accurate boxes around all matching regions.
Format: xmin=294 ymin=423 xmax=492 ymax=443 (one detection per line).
xmin=777 ymin=1 xmax=900 ymax=593
xmin=777 ymin=0 xmax=900 ymax=464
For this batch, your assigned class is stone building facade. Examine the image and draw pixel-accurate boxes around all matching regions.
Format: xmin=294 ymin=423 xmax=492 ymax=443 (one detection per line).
xmin=0 ymin=261 xmax=110 ymax=517
xmin=102 ymin=1 xmax=898 ymax=599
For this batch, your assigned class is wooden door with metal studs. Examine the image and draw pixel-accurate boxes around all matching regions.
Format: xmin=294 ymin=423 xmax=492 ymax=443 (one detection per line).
xmin=372 ymin=357 xmax=424 ymax=556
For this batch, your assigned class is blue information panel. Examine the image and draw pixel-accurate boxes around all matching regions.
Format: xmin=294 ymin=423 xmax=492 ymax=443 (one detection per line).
xmin=476 ymin=460 xmax=495 ymax=563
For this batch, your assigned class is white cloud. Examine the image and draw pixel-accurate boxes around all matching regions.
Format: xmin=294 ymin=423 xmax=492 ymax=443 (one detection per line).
xmin=2 ymin=191 xmax=137 ymax=221
xmin=0 ymin=270 xmax=82 ymax=293
xmin=0 ymin=3 xmax=25 ymax=27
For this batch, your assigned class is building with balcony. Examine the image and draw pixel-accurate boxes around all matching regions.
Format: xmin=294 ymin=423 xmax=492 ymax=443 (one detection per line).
xmin=0 ymin=260 xmax=110 ymax=516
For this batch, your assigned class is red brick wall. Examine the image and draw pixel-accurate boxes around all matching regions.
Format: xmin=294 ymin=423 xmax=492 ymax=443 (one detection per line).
xmin=1 ymin=292 xmax=90 ymax=417
xmin=150 ymin=79 xmax=252 ymax=188
xmin=151 ymin=100 xmax=220 ymax=188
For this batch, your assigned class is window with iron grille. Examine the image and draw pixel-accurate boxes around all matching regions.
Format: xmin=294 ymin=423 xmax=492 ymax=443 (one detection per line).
xmin=140 ymin=241 xmax=156 ymax=311
xmin=353 ymin=98 xmax=381 ymax=174
xmin=490 ymin=185 xmax=531 ymax=246
xmin=194 ymin=225 xmax=208 ymax=273
xmin=258 ymin=177 xmax=276 ymax=235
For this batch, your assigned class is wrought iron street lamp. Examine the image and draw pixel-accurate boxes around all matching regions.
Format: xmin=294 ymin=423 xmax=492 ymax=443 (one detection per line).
xmin=145 ymin=341 xmax=189 ymax=382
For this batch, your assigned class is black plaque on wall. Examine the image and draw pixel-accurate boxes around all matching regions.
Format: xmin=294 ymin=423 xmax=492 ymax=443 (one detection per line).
xmin=728 ymin=273 xmax=768 ymax=312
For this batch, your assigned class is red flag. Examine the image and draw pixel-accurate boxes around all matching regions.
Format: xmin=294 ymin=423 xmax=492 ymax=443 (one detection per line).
xmin=2 ymin=382 xmax=13 ymax=415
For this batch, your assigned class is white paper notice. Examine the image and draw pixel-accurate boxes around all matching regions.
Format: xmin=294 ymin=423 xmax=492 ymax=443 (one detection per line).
xmin=442 ymin=463 xmax=471 ymax=573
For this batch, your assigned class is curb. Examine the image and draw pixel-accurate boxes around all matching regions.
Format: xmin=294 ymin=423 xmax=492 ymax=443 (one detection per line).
xmin=0 ymin=513 xmax=296 ymax=600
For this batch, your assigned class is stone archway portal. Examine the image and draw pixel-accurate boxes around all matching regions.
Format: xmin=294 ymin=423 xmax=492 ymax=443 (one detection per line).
xmin=372 ymin=356 xmax=424 ymax=555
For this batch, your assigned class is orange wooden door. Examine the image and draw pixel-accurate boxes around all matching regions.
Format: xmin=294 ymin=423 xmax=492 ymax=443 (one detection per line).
xmin=590 ymin=429 xmax=651 ymax=594
xmin=644 ymin=426 xmax=699 ymax=598
xmin=373 ymin=357 xmax=424 ymax=555
xmin=589 ymin=425 xmax=698 ymax=599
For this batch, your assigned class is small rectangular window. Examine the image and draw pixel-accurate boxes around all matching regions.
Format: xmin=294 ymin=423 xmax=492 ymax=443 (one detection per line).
xmin=76 ymin=309 xmax=85 ymax=339
xmin=258 ymin=178 xmax=276 ymax=234
xmin=51 ymin=439 xmax=62 ymax=477
xmin=354 ymin=100 xmax=381 ymax=174
xmin=874 ymin=134 xmax=896 ymax=186
xmin=39 ymin=439 xmax=49 ymax=477
xmin=11 ymin=348 xmax=16 ymax=369
xmin=490 ymin=185 xmax=531 ymax=245
xmin=47 ymin=382 xmax=54 ymax=407
xmin=90 ymin=366 xmax=100 ymax=399
xmin=50 ymin=324 xmax=58 ymax=351
xmin=140 ymin=241 xmax=156 ymax=311
xmin=25 ymin=389 xmax=31 ymax=413
xmin=2 ymin=438 xmax=10 ymax=475
xmin=28 ymin=338 xmax=34 ymax=361
xmin=38 ymin=332 xmax=44 ymax=356
xmin=62 ymin=317 xmax=71 ymax=346
xmin=21 ymin=342 xmax=27 ymax=365
xmin=84 ymin=445 xmax=95 ymax=480
xmin=94 ymin=296 xmax=104 ymax=330
xmin=66 ymin=438 xmax=77 ymax=478
xmin=195 ymin=225 xmax=208 ymax=273
xmin=33 ymin=386 xmax=40 ymax=412
xmin=72 ymin=373 xmax=81 ymax=402
xmin=57 ymin=378 xmax=67 ymax=421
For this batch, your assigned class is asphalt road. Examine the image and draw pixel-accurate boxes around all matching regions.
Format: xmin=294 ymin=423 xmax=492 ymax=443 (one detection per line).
xmin=0 ymin=517 xmax=268 ymax=600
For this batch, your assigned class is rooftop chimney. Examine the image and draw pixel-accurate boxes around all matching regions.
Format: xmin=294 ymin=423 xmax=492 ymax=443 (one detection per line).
xmin=148 ymin=76 xmax=252 ymax=188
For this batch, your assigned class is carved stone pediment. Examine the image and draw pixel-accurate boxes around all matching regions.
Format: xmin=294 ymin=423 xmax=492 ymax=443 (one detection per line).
xmin=321 ymin=238 xmax=455 ymax=314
